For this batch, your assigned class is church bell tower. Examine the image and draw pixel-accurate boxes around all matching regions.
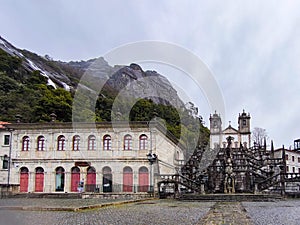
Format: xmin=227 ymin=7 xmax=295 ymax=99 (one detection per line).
xmin=210 ymin=111 xmax=222 ymax=149
xmin=238 ymin=110 xmax=251 ymax=147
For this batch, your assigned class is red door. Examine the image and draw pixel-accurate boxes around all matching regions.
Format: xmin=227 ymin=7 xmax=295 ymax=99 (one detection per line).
xmin=20 ymin=168 xmax=29 ymax=192
xmin=123 ymin=167 xmax=133 ymax=192
xmin=35 ymin=167 xmax=44 ymax=192
xmin=35 ymin=173 xmax=44 ymax=192
xmin=86 ymin=167 xmax=96 ymax=192
xmin=138 ymin=167 xmax=149 ymax=192
xmin=71 ymin=167 xmax=80 ymax=192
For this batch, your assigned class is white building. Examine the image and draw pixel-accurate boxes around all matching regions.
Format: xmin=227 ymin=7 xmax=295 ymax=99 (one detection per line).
xmin=274 ymin=140 xmax=300 ymax=192
xmin=4 ymin=121 xmax=184 ymax=193
xmin=274 ymin=148 xmax=300 ymax=174
xmin=209 ymin=110 xmax=251 ymax=149
xmin=0 ymin=122 xmax=11 ymax=186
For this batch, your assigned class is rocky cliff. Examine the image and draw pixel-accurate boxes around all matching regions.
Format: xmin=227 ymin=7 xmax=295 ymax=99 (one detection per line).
xmin=0 ymin=36 xmax=184 ymax=109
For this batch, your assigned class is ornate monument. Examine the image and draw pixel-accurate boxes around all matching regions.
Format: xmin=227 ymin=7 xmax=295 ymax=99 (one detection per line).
xmin=224 ymin=136 xmax=235 ymax=193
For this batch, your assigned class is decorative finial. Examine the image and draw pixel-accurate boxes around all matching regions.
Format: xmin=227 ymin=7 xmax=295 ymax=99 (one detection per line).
xmin=15 ymin=114 xmax=22 ymax=123
xmin=50 ymin=113 xmax=57 ymax=122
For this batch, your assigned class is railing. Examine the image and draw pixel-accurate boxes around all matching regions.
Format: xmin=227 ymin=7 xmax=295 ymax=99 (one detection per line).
xmin=159 ymin=174 xmax=179 ymax=181
xmin=159 ymin=173 xmax=201 ymax=192
xmin=257 ymin=173 xmax=282 ymax=191
xmin=284 ymin=173 xmax=300 ymax=181
xmin=174 ymin=160 xmax=185 ymax=166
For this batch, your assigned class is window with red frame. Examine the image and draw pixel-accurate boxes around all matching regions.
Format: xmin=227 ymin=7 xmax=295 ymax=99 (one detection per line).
xmin=57 ymin=135 xmax=65 ymax=151
xmin=139 ymin=134 xmax=148 ymax=150
xmin=88 ymin=135 xmax=96 ymax=150
xmin=73 ymin=135 xmax=80 ymax=151
xmin=37 ymin=136 xmax=45 ymax=151
xmin=22 ymin=136 xmax=30 ymax=151
xmin=103 ymin=135 xmax=112 ymax=150
xmin=124 ymin=135 xmax=132 ymax=150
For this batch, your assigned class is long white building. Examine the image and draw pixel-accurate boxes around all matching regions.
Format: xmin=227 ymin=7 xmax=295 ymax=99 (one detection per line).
xmin=3 ymin=121 xmax=184 ymax=193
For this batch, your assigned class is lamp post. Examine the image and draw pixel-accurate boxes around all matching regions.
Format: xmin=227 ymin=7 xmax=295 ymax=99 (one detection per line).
xmin=146 ymin=153 xmax=157 ymax=193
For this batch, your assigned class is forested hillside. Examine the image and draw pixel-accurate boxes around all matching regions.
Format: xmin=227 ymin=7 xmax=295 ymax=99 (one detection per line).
xmin=0 ymin=38 xmax=210 ymax=155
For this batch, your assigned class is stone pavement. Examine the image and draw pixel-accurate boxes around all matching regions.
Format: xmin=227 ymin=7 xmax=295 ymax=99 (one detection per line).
xmin=0 ymin=197 xmax=154 ymax=211
xmin=1 ymin=198 xmax=300 ymax=225
xmin=198 ymin=202 xmax=253 ymax=225
xmin=0 ymin=199 xmax=214 ymax=225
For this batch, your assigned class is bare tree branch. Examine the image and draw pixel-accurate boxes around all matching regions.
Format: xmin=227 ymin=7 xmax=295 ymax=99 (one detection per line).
xmin=252 ymin=127 xmax=268 ymax=146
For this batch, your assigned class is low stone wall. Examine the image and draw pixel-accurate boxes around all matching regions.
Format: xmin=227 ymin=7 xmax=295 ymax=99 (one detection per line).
xmin=0 ymin=184 xmax=20 ymax=198
xmin=3 ymin=192 xmax=155 ymax=199
xmin=81 ymin=193 xmax=153 ymax=199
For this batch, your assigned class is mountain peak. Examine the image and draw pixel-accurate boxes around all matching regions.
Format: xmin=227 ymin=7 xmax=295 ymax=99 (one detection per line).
xmin=0 ymin=35 xmax=185 ymax=109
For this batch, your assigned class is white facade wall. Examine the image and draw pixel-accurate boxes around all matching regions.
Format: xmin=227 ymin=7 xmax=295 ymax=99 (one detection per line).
xmin=274 ymin=149 xmax=300 ymax=173
xmin=7 ymin=122 xmax=184 ymax=193
xmin=0 ymin=129 xmax=11 ymax=184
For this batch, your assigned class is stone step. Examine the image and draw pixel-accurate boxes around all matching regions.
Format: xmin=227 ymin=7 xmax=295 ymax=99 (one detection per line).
xmin=8 ymin=193 xmax=82 ymax=199
xmin=179 ymin=193 xmax=283 ymax=202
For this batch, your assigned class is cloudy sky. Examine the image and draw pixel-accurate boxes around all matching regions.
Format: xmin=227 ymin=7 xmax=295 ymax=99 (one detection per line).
xmin=1 ymin=0 xmax=300 ymax=148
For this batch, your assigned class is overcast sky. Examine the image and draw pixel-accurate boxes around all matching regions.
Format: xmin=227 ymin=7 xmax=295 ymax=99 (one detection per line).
xmin=1 ymin=0 xmax=300 ymax=148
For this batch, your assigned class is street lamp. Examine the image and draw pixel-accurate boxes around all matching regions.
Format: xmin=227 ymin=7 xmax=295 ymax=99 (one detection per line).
xmin=146 ymin=153 xmax=157 ymax=193
xmin=147 ymin=153 xmax=157 ymax=164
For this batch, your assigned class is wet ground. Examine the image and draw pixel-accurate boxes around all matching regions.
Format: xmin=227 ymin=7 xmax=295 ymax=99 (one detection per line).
xmin=0 ymin=198 xmax=300 ymax=225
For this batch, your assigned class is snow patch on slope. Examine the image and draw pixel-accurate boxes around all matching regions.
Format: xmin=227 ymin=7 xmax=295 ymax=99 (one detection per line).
xmin=61 ymin=82 xmax=71 ymax=91
xmin=27 ymin=59 xmax=57 ymax=89
xmin=0 ymin=38 xmax=24 ymax=58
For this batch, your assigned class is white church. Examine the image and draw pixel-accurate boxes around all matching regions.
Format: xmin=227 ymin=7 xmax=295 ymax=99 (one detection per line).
xmin=209 ymin=110 xmax=251 ymax=149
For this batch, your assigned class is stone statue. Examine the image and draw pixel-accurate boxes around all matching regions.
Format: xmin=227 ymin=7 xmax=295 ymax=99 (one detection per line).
xmin=224 ymin=175 xmax=235 ymax=193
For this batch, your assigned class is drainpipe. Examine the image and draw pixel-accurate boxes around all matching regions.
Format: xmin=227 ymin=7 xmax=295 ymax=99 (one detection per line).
xmin=7 ymin=128 xmax=14 ymax=189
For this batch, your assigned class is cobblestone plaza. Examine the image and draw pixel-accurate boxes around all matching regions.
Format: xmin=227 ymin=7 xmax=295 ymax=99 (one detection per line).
xmin=1 ymin=198 xmax=300 ymax=225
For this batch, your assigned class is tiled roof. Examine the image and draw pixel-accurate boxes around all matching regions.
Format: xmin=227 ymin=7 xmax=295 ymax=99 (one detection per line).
xmin=0 ymin=121 xmax=9 ymax=129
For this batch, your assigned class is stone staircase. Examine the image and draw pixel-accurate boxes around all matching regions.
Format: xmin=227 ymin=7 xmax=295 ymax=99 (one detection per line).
xmin=178 ymin=193 xmax=283 ymax=202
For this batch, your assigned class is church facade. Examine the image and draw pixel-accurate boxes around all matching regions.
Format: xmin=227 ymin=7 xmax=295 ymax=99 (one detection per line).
xmin=209 ymin=110 xmax=251 ymax=149
xmin=4 ymin=121 xmax=184 ymax=193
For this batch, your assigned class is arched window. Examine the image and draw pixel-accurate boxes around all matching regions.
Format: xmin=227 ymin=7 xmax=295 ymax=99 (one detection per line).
xmin=57 ymin=135 xmax=65 ymax=151
xmin=139 ymin=134 xmax=148 ymax=150
xmin=55 ymin=167 xmax=65 ymax=192
xmin=2 ymin=155 xmax=8 ymax=169
xmin=73 ymin=135 xmax=80 ymax=151
xmin=103 ymin=166 xmax=112 ymax=192
xmin=22 ymin=136 xmax=30 ymax=151
xmin=88 ymin=135 xmax=96 ymax=151
xmin=124 ymin=134 xmax=132 ymax=150
xmin=103 ymin=135 xmax=111 ymax=150
xmin=37 ymin=136 xmax=45 ymax=151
